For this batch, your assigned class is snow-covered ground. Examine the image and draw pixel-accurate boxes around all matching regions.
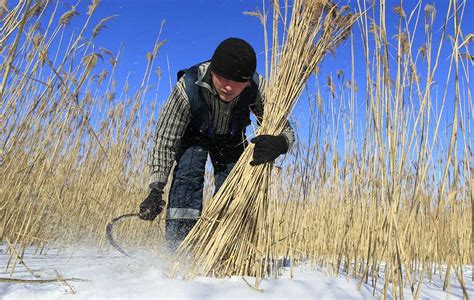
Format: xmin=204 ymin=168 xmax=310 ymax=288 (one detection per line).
xmin=0 ymin=246 xmax=471 ymax=299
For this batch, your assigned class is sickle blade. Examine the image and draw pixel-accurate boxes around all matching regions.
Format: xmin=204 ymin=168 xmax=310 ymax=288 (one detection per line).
xmin=106 ymin=213 xmax=140 ymax=257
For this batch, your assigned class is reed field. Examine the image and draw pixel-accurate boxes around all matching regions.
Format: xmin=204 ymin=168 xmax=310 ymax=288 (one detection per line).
xmin=0 ymin=0 xmax=472 ymax=298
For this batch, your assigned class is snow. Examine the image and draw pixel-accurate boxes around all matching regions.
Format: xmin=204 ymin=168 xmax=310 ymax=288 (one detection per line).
xmin=1 ymin=246 xmax=471 ymax=299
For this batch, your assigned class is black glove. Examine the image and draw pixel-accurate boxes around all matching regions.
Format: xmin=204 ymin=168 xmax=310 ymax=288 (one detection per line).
xmin=250 ymin=134 xmax=289 ymax=166
xmin=139 ymin=188 xmax=166 ymax=221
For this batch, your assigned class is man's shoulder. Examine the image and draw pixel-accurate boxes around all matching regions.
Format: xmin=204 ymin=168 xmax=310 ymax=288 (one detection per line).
xmin=188 ymin=61 xmax=210 ymax=81
xmin=252 ymin=72 xmax=264 ymax=83
xmin=251 ymin=73 xmax=266 ymax=94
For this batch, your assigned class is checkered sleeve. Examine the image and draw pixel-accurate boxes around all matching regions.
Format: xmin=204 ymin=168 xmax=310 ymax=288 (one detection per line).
xmin=148 ymin=77 xmax=191 ymax=188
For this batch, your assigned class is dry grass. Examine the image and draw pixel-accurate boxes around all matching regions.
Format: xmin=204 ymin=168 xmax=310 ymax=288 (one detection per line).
xmin=0 ymin=0 xmax=472 ymax=299
xmin=1 ymin=0 xmax=166 ymax=266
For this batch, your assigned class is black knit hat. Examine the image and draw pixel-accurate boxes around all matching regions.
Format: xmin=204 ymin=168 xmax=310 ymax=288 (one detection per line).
xmin=209 ymin=38 xmax=256 ymax=82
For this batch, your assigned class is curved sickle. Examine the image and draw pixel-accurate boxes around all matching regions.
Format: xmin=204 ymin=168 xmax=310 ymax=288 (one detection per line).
xmin=106 ymin=213 xmax=140 ymax=257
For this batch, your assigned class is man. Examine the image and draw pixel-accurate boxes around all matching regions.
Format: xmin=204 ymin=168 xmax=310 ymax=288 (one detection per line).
xmin=138 ymin=38 xmax=294 ymax=248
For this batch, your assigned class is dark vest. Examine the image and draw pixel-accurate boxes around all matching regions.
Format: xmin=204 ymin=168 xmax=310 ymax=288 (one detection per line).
xmin=177 ymin=63 xmax=258 ymax=153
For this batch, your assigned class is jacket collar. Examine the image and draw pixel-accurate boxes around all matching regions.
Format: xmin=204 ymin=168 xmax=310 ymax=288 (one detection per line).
xmin=195 ymin=62 xmax=217 ymax=96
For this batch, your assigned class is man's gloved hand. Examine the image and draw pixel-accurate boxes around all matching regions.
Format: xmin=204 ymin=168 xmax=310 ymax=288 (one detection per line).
xmin=139 ymin=188 xmax=166 ymax=221
xmin=250 ymin=134 xmax=289 ymax=166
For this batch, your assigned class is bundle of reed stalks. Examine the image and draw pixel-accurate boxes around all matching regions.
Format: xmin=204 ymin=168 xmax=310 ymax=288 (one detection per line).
xmin=171 ymin=0 xmax=355 ymax=283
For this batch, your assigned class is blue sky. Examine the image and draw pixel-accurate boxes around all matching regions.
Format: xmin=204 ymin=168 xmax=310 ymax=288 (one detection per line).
xmin=36 ymin=0 xmax=473 ymax=172
xmin=86 ymin=0 xmax=271 ymax=92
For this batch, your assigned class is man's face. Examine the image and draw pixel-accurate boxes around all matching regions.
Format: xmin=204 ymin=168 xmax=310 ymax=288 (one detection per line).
xmin=211 ymin=71 xmax=249 ymax=102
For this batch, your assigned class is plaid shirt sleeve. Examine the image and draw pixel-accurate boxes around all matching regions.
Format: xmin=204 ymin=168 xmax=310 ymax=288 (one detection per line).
xmin=148 ymin=76 xmax=191 ymax=187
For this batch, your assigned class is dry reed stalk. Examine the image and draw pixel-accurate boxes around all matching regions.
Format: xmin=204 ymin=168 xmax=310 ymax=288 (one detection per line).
xmin=170 ymin=0 xmax=355 ymax=283
xmin=1 ymin=1 xmax=165 ymax=254
xmin=0 ymin=0 xmax=471 ymax=298
xmin=0 ymin=0 xmax=32 ymax=101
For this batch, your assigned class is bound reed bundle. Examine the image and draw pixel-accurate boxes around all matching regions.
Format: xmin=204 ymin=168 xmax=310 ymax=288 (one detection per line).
xmin=171 ymin=0 xmax=355 ymax=282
